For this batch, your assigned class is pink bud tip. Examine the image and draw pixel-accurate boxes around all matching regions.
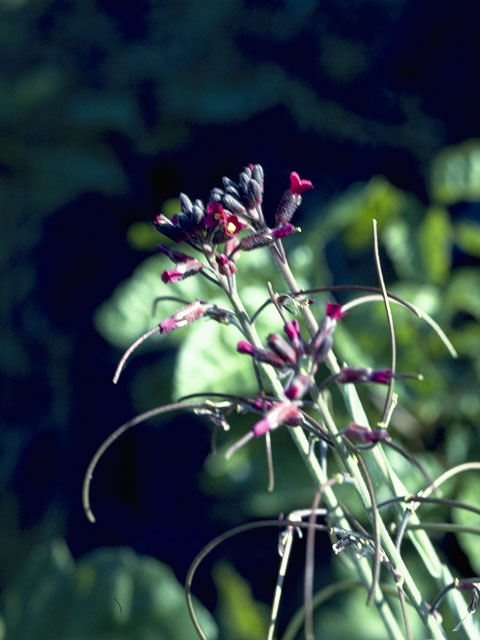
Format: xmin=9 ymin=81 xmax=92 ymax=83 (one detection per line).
xmin=252 ymin=419 xmax=271 ymax=437
xmin=237 ymin=340 xmax=255 ymax=355
xmin=289 ymin=171 xmax=313 ymax=196
xmin=284 ymin=319 xmax=300 ymax=341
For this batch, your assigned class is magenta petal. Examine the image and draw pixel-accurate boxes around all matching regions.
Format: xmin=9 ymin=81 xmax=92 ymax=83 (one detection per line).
xmin=161 ymin=269 xmax=184 ymax=283
xmin=289 ymin=171 xmax=313 ymax=196
xmin=326 ymin=301 xmax=347 ymax=321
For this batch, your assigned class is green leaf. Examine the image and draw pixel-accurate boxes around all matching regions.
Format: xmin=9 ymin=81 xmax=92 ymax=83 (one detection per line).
xmin=213 ymin=562 xmax=268 ymax=640
xmin=0 ymin=541 xmax=217 ymax=640
xmin=453 ymin=477 xmax=480 ymax=575
xmin=94 ymin=254 xmax=218 ymax=349
xmin=444 ymin=268 xmax=480 ymax=321
xmin=337 ymin=176 xmax=410 ymax=250
xmin=417 ymin=206 xmax=452 ymax=284
xmin=455 ymin=220 xmax=480 ymax=257
xmin=430 ymin=138 xmax=480 ymax=205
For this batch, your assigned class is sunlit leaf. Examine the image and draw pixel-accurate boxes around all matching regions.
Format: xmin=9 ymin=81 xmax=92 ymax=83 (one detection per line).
xmin=455 ymin=220 xmax=480 ymax=257
xmin=213 ymin=562 xmax=268 ymax=640
xmin=418 ymin=206 xmax=452 ymax=284
xmin=430 ymin=139 xmax=480 ymax=205
xmin=338 ymin=177 xmax=411 ymax=250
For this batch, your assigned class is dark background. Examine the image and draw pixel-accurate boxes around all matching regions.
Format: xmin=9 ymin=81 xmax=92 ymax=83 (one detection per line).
xmin=1 ymin=0 xmax=480 ymax=637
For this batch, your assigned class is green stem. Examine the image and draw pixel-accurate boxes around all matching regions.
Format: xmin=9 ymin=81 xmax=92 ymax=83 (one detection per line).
xmin=267 ymin=245 xmax=477 ymax=639
xmin=225 ymin=285 xmax=405 ymax=639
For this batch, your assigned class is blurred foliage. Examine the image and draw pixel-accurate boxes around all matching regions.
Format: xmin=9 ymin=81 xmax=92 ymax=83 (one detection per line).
xmin=0 ymin=540 xmax=217 ymax=640
xmin=212 ymin=562 xmax=269 ymax=640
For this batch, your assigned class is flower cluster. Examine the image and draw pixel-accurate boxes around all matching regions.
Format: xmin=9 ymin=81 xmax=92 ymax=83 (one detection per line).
xmin=153 ymin=165 xmax=312 ymax=286
xmin=237 ymin=302 xmax=346 ymax=403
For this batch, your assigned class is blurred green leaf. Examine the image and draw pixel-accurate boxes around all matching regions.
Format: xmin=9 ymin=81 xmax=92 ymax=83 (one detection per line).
xmin=94 ymin=254 xmax=218 ymax=349
xmin=430 ymin=139 xmax=480 ymax=205
xmin=213 ymin=562 xmax=268 ymax=640
xmin=455 ymin=220 xmax=480 ymax=258
xmin=0 ymin=541 xmax=217 ymax=640
xmin=417 ymin=206 xmax=452 ymax=284
xmin=338 ymin=176 xmax=411 ymax=250
xmin=453 ymin=477 xmax=480 ymax=575
xmin=444 ymin=268 xmax=480 ymax=322
xmin=127 ymin=222 xmax=161 ymax=251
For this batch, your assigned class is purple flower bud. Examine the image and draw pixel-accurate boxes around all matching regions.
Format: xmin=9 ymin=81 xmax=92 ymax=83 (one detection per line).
xmin=284 ymin=318 xmax=301 ymax=341
xmin=237 ymin=341 xmax=286 ymax=368
xmin=191 ymin=200 xmax=205 ymax=225
xmin=267 ymin=333 xmax=297 ymax=365
xmin=216 ymin=253 xmax=237 ymax=276
xmin=237 ymin=340 xmax=255 ymax=355
xmin=159 ymin=300 xmax=207 ymax=333
xmin=337 ymin=367 xmax=372 ymax=383
xmin=369 ymin=369 xmax=394 ymax=384
xmin=246 ymin=178 xmax=263 ymax=208
xmin=344 ymin=423 xmax=390 ymax=444
xmin=337 ymin=367 xmax=393 ymax=385
xmin=179 ymin=192 xmax=193 ymax=213
xmin=310 ymin=302 xmax=346 ymax=363
xmin=252 ymin=401 xmax=302 ymax=436
xmin=249 ymin=397 xmax=274 ymax=412
xmin=153 ymin=214 xmax=185 ymax=242
xmin=271 ymin=223 xmax=297 ymax=239
xmin=222 ymin=193 xmax=247 ymax=214
xmin=285 ymin=374 xmax=313 ymax=400
xmin=284 ymin=318 xmax=303 ymax=356
xmin=275 ymin=190 xmax=300 ymax=226
xmin=157 ymin=245 xmax=194 ymax=263
xmin=251 ymin=164 xmax=264 ymax=189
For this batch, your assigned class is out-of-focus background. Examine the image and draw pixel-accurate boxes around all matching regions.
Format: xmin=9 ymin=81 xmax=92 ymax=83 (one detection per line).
xmin=1 ymin=1 xmax=480 ymax=638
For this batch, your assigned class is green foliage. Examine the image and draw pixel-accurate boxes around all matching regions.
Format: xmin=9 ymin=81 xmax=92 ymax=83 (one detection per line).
xmin=212 ymin=562 xmax=269 ymax=640
xmin=453 ymin=477 xmax=480 ymax=575
xmin=430 ymin=139 xmax=480 ymax=205
xmin=0 ymin=540 xmax=217 ymax=640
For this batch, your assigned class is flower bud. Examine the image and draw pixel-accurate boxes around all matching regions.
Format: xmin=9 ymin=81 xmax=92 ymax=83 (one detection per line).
xmin=159 ymin=300 xmax=207 ymax=333
xmin=252 ymin=401 xmax=302 ymax=437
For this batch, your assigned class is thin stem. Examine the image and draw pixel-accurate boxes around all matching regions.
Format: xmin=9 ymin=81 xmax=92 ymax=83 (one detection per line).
xmin=304 ymin=478 xmax=338 ymax=640
xmin=372 ymin=219 xmax=396 ymax=427
xmin=113 ymin=325 xmax=160 ymax=384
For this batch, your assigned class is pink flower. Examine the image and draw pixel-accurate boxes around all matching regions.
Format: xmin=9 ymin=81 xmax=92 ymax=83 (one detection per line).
xmin=252 ymin=401 xmax=302 ymax=437
xmin=204 ymin=202 xmax=227 ymax=228
xmin=326 ymin=301 xmax=347 ymax=321
xmin=289 ymin=171 xmax=313 ymax=196
xmin=160 ymin=257 xmax=204 ymax=283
